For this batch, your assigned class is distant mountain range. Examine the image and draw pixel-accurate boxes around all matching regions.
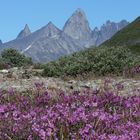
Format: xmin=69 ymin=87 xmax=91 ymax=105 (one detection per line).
xmin=0 ymin=9 xmax=129 ymax=62
xmin=103 ymin=17 xmax=140 ymax=46
xmin=102 ymin=16 xmax=140 ymax=54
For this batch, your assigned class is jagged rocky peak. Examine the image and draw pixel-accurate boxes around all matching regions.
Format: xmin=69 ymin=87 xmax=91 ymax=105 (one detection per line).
xmin=17 ymin=24 xmax=31 ymax=39
xmin=106 ymin=20 xmax=116 ymax=27
xmin=63 ymin=8 xmax=92 ymax=40
xmin=74 ymin=8 xmax=86 ymax=18
xmin=118 ymin=20 xmax=129 ymax=29
xmin=92 ymin=20 xmax=129 ymax=46
xmin=106 ymin=20 xmax=111 ymax=24
xmin=37 ymin=21 xmax=61 ymax=38
xmin=119 ymin=19 xmax=129 ymax=24
xmin=98 ymin=20 xmax=128 ymax=32
xmin=101 ymin=20 xmax=115 ymax=28
xmin=103 ymin=20 xmax=129 ymax=30
xmin=0 ymin=39 xmax=2 ymax=45
xmin=47 ymin=21 xmax=56 ymax=28
xmin=93 ymin=27 xmax=99 ymax=32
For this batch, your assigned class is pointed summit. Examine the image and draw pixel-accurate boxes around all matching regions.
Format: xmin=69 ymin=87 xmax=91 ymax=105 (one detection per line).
xmin=45 ymin=21 xmax=60 ymax=32
xmin=17 ymin=24 xmax=31 ymax=39
xmin=118 ymin=20 xmax=129 ymax=29
xmin=106 ymin=20 xmax=112 ymax=25
xmin=0 ymin=39 xmax=2 ymax=45
xmin=73 ymin=8 xmax=86 ymax=17
xmin=24 ymin=24 xmax=30 ymax=31
xmin=94 ymin=27 xmax=99 ymax=32
xmin=63 ymin=8 xmax=92 ymax=40
xmin=47 ymin=21 xmax=56 ymax=28
xmin=35 ymin=21 xmax=61 ymax=38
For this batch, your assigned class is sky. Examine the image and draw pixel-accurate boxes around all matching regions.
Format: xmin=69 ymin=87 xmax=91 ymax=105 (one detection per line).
xmin=0 ymin=0 xmax=140 ymax=43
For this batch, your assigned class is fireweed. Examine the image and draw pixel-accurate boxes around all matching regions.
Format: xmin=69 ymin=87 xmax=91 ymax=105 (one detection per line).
xmin=123 ymin=65 xmax=140 ymax=77
xmin=0 ymin=86 xmax=140 ymax=140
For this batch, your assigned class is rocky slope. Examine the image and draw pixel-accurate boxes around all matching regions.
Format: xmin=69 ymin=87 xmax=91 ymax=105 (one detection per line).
xmin=0 ymin=9 xmax=129 ymax=62
xmin=0 ymin=67 xmax=140 ymax=97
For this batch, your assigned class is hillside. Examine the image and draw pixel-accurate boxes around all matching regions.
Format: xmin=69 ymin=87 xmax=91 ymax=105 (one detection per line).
xmin=43 ymin=45 xmax=140 ymax=77
xmin=103 ymin=17 xmax=140 ymax=49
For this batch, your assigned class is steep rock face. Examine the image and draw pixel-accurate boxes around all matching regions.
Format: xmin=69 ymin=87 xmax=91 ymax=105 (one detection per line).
xmin=2 ymin=22 xmax=82 ymax=62
xmin=63 ymin=9 xmax=92 ymax=42
xmin=23 ymin=30 xmax=84 ymax=62
xmin=24 ymin=35 xmax=82 ymax=62
xmin=92 ymin=20 xmax=129 ymax=45
xmin=17 ymin=24 xmax=31 ymax=39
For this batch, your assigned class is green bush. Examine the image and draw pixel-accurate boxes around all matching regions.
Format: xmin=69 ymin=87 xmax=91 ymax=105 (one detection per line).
xmin=0 ymin=59 xmax=9 ymax=70
xmin=43 ymin=61 xmax=62 ymax=77
xmin=33 ymin=63 xmax=45 ymax=69
xmin=1 ymin=48 xmax=32 ymax=67
xmin=43 ymin=46 xmax=140 ymax=77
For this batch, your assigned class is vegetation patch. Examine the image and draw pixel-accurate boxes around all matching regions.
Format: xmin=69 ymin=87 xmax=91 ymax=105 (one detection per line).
xmin=43 ymin=46 xmax=140 ymax=77
xmin=0 ymin=48 xmax=32 ymax=69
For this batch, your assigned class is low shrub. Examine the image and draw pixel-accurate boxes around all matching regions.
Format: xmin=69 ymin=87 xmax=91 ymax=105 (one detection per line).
xmin=1 ymin=48 xmax=33 ymax=67
xmin=43 ymin=46 xmax=140 ymax=77
xmin=33 ymin=63 xmax=45 ymax=69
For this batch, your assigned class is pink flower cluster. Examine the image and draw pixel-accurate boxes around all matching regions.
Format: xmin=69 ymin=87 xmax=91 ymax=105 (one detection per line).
xmin=0 ymin=88 xmax=140 ymax=139
xmin=123 ymin=65 xmax=140 ymax=77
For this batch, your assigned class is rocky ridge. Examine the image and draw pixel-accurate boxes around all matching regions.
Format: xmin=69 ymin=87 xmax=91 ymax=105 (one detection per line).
xmin=1 ymin=9 xmax=129 ymax=62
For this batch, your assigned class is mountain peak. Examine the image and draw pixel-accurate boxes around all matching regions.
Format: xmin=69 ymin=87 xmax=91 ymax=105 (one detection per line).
xmin=106 ymin=20 xmax=112 ymax=24
xmin=0 ymin=39 xmax=2 ymax=45
xmin=103 ymin=16 xmax=140 ymax=46
xmin=92 ymin=20 xmax=129 ymax=46
xmin=17 ymin=24 xmax=31 ymax=39
xmin=93 ymin=27 xmax=99 ymax=32
xmin=73 ymin=8 xmax=86 ymax=17
xmin=47 ymin=21 xmax=53 ymax=25
xmin=36 ymin=22 xmax=61 ymax=38
xmin=63 ymin=9 xmax=91 ymax=40
xmin=24 ymin=24 xmax=30 ymax=31
xmin=46 ymin=21 xmax=58 ymax=29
